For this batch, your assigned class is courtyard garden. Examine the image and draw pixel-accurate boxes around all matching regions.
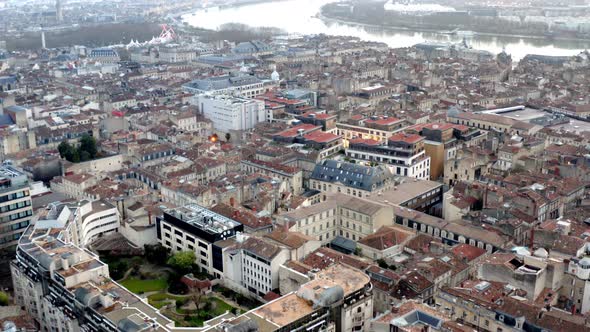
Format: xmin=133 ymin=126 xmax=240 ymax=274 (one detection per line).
xmin=99 ymin=244 xmax=246 ymax=327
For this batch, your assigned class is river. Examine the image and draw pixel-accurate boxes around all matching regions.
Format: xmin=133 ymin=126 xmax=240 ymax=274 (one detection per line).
xmin=182 ymin=0 xmax=590 ymax=61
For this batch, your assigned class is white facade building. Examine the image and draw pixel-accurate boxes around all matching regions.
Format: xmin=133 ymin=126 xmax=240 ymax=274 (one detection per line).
xmin=346 ymin=134 xmax=431 ymax=180
xmin=194 ymin=94 xmax=265 ymax=132
xmin=223 ymin=234 xmax=291 ymax=299
xmin=183 ymin=75 xmax=265 ymax=98
xmin=42 ymin=200 xmax=120 ymax=247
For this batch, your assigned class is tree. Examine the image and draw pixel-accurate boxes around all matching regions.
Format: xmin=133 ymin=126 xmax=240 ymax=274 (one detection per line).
xmin=71 ymin=149 xmax=80 ymax=163
xmin=144 ymin=244 xmax=169 ymax=266
xmin=225 ymin=133 xmax=231 ymax=142
xmin=130 ymin=256 xmax=143 ymax=273
xmin=80 ymin=150 xmax=91 ymax=162
xmin=58 ymin=141 xmax=75 ymax=161
xmin=58 ymin=141 xmax=70 ymax=158
xmin=167 ymin=251 xmax=196 ymax=273
xmin=108 ymin=260 xmax=128 ymax=280
xmin=79 ymin=134 xmax=98 ymax=158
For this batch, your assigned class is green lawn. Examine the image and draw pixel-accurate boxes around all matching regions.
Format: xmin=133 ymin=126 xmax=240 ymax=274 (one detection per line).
xmin=148 ymin=293 xmax=187 ymax=302
xmin=147 ymin=293 xmax=188 ymax=308
xmin=120 ymin=278 xmax=167 ymax=294
xmin=150 ymin=300 xmax=167 ymax=309
xmin=210 ymin=297 xmax=233 ymax=316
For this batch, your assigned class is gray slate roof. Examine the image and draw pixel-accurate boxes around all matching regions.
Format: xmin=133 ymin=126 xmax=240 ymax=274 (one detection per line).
xmin=310 ymin=160 xmax=393 ymax=192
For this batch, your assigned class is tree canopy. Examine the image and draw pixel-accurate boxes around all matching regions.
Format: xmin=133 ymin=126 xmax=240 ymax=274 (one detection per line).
xmin=167 ymin=251 xmax=196 ymax=273
xmin=144 ymin=244 xmax=170 ymax=266
xmin=58 ymin=134 xmax=98 ymax=163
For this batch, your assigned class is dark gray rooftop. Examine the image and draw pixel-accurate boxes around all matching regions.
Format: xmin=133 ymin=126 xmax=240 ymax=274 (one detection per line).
xmin=310 ymin=160 xmax=393 ymax=192
xmin=183 ymin=74 xmax=261 ymax=92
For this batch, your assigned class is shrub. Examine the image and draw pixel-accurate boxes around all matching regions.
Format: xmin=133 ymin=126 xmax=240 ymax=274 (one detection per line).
xmin=175 ymin=299 xmax=185 ymax=308
xmin=0 ymin=292 xmax=9 ymax=306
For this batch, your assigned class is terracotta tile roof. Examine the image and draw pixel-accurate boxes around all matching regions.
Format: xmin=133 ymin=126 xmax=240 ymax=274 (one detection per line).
xmin=264 ymin=230 xmax=314 ymax=249
xmin=285 ymin=260 xmax=312 ymax=275
xmin=303 ymin=130 xmax=341 ymax=143
xmin=389 ymin=133 xmax=424 ymax=144
xmin=302 ymin=247 xmax=370 ymax=271
xmin=365 ymin=117 xmax=401 ymax=125
xmin=210 ymin=203 xmax=272 ymax=231
xmin=348 ymin=138 xmax=381 ymax=146
xmin=274 ymin=124 xmax=320 ymax=138
xmin=358 ymin=225 xmax=415 ymax=250
xmin=451 ymin=244 xmax=487 ymax=262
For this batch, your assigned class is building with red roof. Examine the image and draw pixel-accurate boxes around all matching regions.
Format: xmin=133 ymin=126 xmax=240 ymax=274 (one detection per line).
xmin=295 ymin=111 xmax=337 ymax=131
xmin=272 ymin=124 xmax=343 ymax=158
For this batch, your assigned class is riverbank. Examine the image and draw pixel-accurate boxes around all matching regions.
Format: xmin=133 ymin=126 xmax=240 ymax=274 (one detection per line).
xmin=181 ymin=0 xmax=589 ymax=60
xmin=319 ymin=9 xmax=590 ymax=44
xmin=172 ymin=0 xmax=290 ymax=21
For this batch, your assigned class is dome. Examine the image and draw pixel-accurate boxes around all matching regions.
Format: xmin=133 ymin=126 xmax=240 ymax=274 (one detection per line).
xmin=533 ymin=248 xmax=548 ymax=258
xmin=579 ymin=257 xmax=590 ymax=269
xmin=447 ymin=106 xmax=460 ymax=117
xmin=515 ymin=247 xmax=531 ymax=257
xmin=271 ymin=70 xmax=280 ymax=81
xmin=315 ymin=285 xmax=344 ymax=308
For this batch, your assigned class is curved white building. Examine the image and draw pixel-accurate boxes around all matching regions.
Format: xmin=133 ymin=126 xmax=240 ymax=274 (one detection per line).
xmin=40 ymin=200 xmax=120 ymax=247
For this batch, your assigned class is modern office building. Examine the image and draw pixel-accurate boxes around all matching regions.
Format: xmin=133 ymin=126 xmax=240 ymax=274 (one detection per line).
xmin=0 ymin=165 xmax=33 ymax=251
xmin=193 ymin=94 xmax=265 ymax=132
xmin=157 ymin=204 xmax=243 ymax=279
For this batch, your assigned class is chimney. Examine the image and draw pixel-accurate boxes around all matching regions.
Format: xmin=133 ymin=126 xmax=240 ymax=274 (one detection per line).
xmin=530 ymin=227 xmax=535 ymax=252
xmin=61 ymin=256 xmax=70 ymax=270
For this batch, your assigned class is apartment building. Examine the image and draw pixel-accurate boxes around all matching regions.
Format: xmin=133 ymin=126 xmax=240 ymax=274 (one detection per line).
xmin=336 ymin=115 xmax=406 ymax=146
xmin=50 ymin=173 xmax=98 ymax=200
xmin=11 ymin=223 xmax=173 ymax=332
xmin=223 ymin=235 xmax=290 ymax=298
xmin=247 ymin=263 xmax=373 ymax=332
xmin=156 ymin=204 xmax=243 ymax=279
xmin=0 ymin=165 xmax=33 ymax=251
xmin=240 ymin=159 xmax=303 ymax=195
xmin=277 ymin=193 xmax=393 ymax=243
xmin=346 ymin=133 xmax=431 ymax=180
xmin=41 ymin=200 xmax=120 ymax=247
xmin=310 ymin=160 xmax=395 ymax=199
xmin=555 ymin=243 xmax=590 ymax=314
xmin=392 ymin=206 xmax=510 ymax=252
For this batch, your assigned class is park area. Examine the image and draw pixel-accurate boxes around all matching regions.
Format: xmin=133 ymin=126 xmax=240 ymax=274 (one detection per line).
xmin=99 ymin=244 xmax=256 ymax=327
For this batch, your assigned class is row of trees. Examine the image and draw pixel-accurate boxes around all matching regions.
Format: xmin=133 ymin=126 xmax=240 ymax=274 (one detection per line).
xmin=58 ymin=134 xmax=98 ymax=163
